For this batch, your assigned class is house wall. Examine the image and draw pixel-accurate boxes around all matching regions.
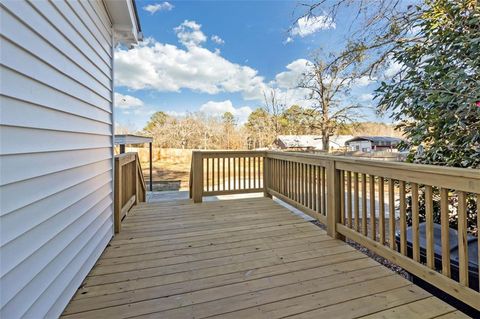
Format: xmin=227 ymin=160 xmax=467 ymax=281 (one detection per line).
xmin=347 ymin=141 xmax=373 ymax=152
xmin=0 ymin=1 xmax=115 ymax=317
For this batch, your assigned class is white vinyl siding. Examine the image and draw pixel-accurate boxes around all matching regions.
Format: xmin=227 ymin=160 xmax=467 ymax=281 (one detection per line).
xmin=0 ymin=1 xmax=115 ymax=318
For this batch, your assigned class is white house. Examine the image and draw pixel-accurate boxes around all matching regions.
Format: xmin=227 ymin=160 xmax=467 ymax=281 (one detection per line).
xmin=274 ymin=135 xmax=353 ymax=151
xmin=0 ymin=1 xmax=141 ymax=318
xmin=345 ymin=136 xmax=404 ymax=152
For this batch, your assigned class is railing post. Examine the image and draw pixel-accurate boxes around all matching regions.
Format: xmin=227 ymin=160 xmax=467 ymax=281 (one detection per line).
xmin=114 ymin=157 xmax=122 ymax=233
xmin=263 ymin=153 xmax=272 ymax=198
xmin=326 ymin=159 xmax=344 ymax=240
xmin=134 ymin=154 xmax=139 ymax=205
xmin=192 ymin=151 xmax=204 ymax=203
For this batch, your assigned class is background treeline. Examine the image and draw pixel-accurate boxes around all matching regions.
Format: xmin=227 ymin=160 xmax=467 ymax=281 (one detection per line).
xmin=141 ymin=105 xmax=401 ymax=150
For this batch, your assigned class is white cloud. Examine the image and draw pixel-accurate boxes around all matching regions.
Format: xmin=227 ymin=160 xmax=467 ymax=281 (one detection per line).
xmin=275 ymin=59 xmax=312 ymax=89
xmin=143 ymin=2 xmax=174 ymax=14
xmin=211 ymin=35 xmax=225 ymax=45
xmin=291 ymin=15 xmax=335 ymax=38
xmin=358 ymin=93 xmax=374 ymax=102
xmin=115 ymin=37 xmax=267 ymax=100
xmin=352 ymin=76 xmax=376 ymax=88
xmin=384 ymin=60 xmax=403 ymax=78
xmin=200 ymin=100 xmax=252 ymax=124
xmin=283 ymin=36 xmax=293 ymax=45
xmin=174 ymin=20 xmax=207 ymax=47
xmin=114 ymin=92 xmax=144 ymax=109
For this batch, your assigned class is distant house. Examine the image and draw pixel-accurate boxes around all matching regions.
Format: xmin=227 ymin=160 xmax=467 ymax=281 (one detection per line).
xmin=345 ymin=136 xmax=404 ymax=152
xmin=0 ymin=1 xmax=141 ymax=317
xmin=274 ymin=135 xmax=353 ymax=151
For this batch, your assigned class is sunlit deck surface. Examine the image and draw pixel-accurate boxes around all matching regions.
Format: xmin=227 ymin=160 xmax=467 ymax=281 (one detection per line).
xmin=62 ymin=197 xmax=467 ymax=318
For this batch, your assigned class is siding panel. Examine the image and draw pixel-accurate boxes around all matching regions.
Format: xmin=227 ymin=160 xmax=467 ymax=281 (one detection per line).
xmin=1 ymin=39 xmax=111 ymax=110
xmin=2 ymin=0 xmax=111 ymax=80
xmin=0 ymin=1 xmax=116 ymax=318
xmin=0 ymin=67 xmax=112 ymax=124
xmin=1 ymin=8 xmax=111 ymax=98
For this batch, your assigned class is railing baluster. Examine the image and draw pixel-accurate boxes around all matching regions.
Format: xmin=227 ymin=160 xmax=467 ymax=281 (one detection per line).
xmin=440 ymin=187 xmax=450 ymax=277
xmin=347 ymin=171 xmax=352 ymax=228
xmin=354 ymin=172 xmax=360 ymax=231
xmin=457 ymin=190 xmax=468 ymax=286
xmin=411 ymin=182 xmax=420 ymax=262
xmin=340 ymin=170 xmax=345 ymax=224
xmin=362 ymin=173 xmax=367 ymax=236
xmin=369 ymin=174 xmax=376 ymax=240
xmin=477 ymin=193 xmax=480 ymax=290
xmin=388 ymin=178 xmax=396 ymax=250
xmin=399 ymin=180 xmax=407 ymax=255
xmin=322 ymin=167 xmax=326 ymax=216
xmin=312 ymin=165 xmax=318 ymax=211
xmin=425 ymin=185 xmax=434 ymax=268
xmin=378 ymin=177 xmax=385 ymax=244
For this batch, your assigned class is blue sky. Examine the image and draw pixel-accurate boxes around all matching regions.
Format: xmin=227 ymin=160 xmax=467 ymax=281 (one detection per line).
xmin=114 ymin=1 xmax=391 ymax=130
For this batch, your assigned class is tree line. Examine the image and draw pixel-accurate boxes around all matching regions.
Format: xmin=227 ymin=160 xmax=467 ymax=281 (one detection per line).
xmin=142 ymin=105 xmax=400 ymax=150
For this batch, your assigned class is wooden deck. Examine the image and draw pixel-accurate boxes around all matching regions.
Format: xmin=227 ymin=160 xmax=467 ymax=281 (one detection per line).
xmin=62 ymin=197 xmax=468 ymax=318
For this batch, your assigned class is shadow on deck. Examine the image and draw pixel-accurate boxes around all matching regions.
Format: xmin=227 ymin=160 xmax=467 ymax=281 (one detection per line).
xmin=62 ymin=197 xmax=466 ymax=318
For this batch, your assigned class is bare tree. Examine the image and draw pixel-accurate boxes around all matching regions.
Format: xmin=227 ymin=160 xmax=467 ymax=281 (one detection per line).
xmin=293 ymin=0 xmax=421 ymax=77
xmin=299 ymin=52 xmax=364 ymax=150
xmin=263 ymin=89 xmax=286 ymax=139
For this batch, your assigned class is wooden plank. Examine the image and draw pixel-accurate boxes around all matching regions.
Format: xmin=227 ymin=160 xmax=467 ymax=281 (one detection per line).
xmin=192 ymin=152 xmax=204 ymax=203
xmin=340 ymin=170 xmax=345 ymax=224
xmin=388 ymin=178 xmax=396 ymax=250
xmin=478 ymin=193 xmax=480 ymax=291
xmin=358 ymin=297 xmax=457 ymax=318
xmin=347 ymin=171 xmax=352 ymax=228
xmin=334 ymin=160 xmax=480 ymax=193
xmin=120 ymin=194 xmax=135 ymax=220
xmin=268 ymin=188 xmax=325 ymax=224
xmin=425 ymin=185 xmax=434 ymax=268
xmin=114 ymin=157 xmax=122 ymax=233
xmin=326 ymin=161 xmax=342 ymax=239
xmin=378 ymin=177 xmax=385 ymax=244
xmin=457 ymin=191 xmax=468 ymax=286
xmin=369 ymin=174 xmax=375 ymax=240
xmin=289 ymin=285 xmax=431 ymax=319
xmin=362 ymin=173 xmax=367 ymax=236
xmin=399 ymin=180 xmax=407 ymax=255
xmin=440 ymin=188 xmax=450 ymax=277
xmin=321 ymin=166 xmax=326 ymax=215
xmin=354 ymin=172 xmax=360 ymax=231
xmin=63 ymin=196 xmax=471 ymax=318
xmin=411 ymin=182 xmax=420 ymax=262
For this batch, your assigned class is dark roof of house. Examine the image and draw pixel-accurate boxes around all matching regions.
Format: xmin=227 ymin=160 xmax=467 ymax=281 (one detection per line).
xmin=345 ymin=136 xmax=404 ymax=146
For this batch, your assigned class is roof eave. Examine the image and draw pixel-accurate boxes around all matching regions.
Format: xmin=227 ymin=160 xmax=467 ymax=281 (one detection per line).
xmin=104 ymin=0 xmax=143 ymax=45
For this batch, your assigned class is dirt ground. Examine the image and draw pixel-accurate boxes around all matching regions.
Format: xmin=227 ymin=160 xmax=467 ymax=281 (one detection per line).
xmin=141 ymin=158 xmax=191 ymax=191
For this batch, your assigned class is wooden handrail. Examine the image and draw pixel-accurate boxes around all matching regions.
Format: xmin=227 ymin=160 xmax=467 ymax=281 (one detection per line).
xmin=114 ymin=152 xmax=146 ymax=233
xmin=189 ymin=150 xmax=480 ymax=309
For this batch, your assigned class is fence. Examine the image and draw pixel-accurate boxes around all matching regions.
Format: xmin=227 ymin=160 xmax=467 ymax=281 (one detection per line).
xmin=189 ymin=150 xmax=480 ymax=309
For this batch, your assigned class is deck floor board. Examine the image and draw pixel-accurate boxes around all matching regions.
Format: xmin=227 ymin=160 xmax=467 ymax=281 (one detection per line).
xmin=62 ymin=197 xmax=467 ymax=318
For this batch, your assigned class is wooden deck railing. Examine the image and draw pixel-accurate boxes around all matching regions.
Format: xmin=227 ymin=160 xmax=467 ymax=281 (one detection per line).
xmin=114 ymin=152 xmax=146 ymax=233
xmin=189 ymin=150 xmax=480 ymax=309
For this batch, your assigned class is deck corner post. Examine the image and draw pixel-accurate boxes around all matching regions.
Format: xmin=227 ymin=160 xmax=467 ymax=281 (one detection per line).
xmin=192 ymin=151 xmax=204 ymax=203
xmin=263 ymin=153 xmax=272 ymax=198
xmin=326 ymin=160 xmax=344 ymax=240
